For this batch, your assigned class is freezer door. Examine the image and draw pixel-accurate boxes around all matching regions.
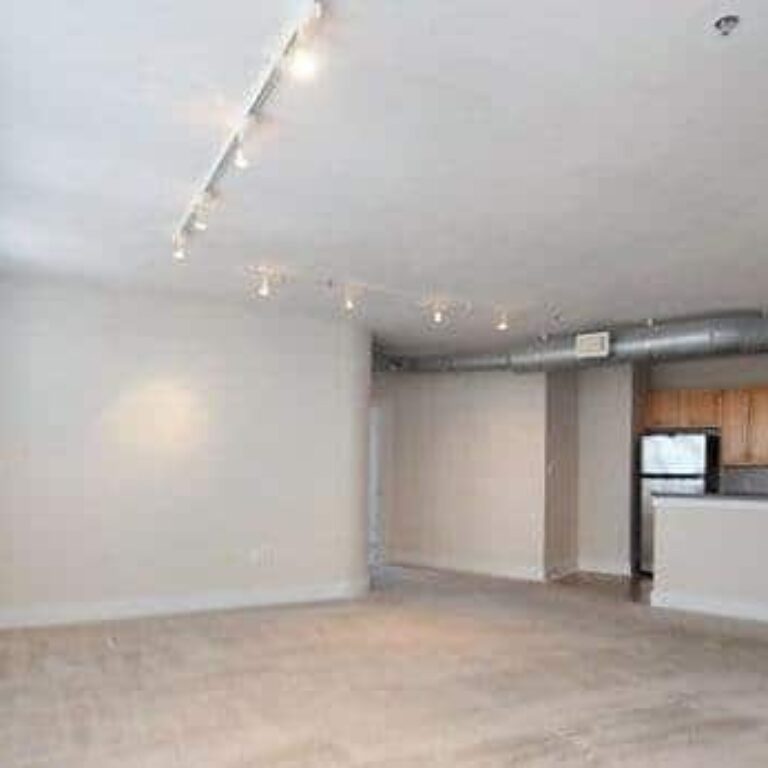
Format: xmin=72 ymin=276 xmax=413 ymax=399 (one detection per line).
xmin=640 ymin=477 xmax=706 ymax=573
xmin=641 ymin=433 xmax=708 ymax=476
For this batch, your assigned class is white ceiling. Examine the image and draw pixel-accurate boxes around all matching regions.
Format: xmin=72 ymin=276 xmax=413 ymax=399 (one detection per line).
xmin=3 ymin=0 xmax=767 ymax=353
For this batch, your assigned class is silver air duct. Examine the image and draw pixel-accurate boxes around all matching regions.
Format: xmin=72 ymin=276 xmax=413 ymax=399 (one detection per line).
xmin=381 ymin=314 xmax=768 ymax=373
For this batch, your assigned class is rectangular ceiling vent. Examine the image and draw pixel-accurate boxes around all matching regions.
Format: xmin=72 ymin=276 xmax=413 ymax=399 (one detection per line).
xmin=575 ymin=331 xmax=611 ymax=360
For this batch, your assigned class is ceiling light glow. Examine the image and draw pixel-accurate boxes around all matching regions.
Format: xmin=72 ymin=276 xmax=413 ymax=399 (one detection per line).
xmin=341 ymin=285 xmax=362 ymax=313
xmin=172 ymin=235 xmax=187 ymax=261
xmin=234 ymin=143 xmax=249 ymax=170
xmin=253 ymin=267 xmax=284 ymax=299
xmin=289 ymin=48 xmax=318 ymax=81
xmin=257 ymin=274 xmax=271 ymax=298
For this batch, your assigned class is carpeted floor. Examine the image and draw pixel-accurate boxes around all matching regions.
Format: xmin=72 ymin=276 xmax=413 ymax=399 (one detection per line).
xmin=2 ymin=567 xmax=768 ymax=767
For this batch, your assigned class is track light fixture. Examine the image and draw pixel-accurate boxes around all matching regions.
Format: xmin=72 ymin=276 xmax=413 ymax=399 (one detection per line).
xmin=257 ymin=274 xmax=272 ymax=298
xmin=341 ymin=285 xmax=364 ymax=314
xmin=233 ymin=140 xmax=249 ymax=170
xmin=172 ymin=236 xmax=187 ymax=262
xmin=495 ymin=310 xmax=510 ymax=332
xmin=420 ymin=297 xmax=473 ymax=328
xmin=424 ymin=300 xmax=450 ymax=327
xmin=250 ymin=266 xmax=284 ymax=300
xmin=171 ymin=0 xmax=325 ymax=260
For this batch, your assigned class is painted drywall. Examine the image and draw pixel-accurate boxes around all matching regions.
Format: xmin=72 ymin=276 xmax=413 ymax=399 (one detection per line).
xmin=0 ymin=276 xmax=371 ymax=627
xmin=576 ymin=365 xmax=639 ymax=575
xmin=375 ymin=371 xmax=548 ymax=580
xmin=652 ymin=495 xmax=768 ymax=622
xmin=544 ymin=371 xmax=579 ymax=578
xmin=650 ymin=354 xmax=768 ymax=390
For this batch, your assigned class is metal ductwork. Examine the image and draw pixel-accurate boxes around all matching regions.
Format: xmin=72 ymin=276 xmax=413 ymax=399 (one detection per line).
xmin=380 ymin=314 xmax=768 ymax=374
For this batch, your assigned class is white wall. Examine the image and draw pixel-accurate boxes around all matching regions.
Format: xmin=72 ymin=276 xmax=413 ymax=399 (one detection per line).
xmin=576 ymin=365 xmax=638 ymax=575
xmin=545 ymin=371 xmax=578 ymax=578
xmin=650 ymin=354 xmax=768 ymax=390
xmin=0 ymin=277 xmax=371 ymax=627
xmin=375 ymin=371 xmax=549 ymax=581
xmin=652 ymin=495 xmax=768 ymax=622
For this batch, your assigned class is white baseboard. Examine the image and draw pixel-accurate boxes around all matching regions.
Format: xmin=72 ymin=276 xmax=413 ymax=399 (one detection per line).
xmin=387 ymin=550 xmax=546 ymax=582
xmin=0 ymin=579 xmax=370 ymax=630
xmin=577 ymin=560 xmax=631 ymax=577
xmin=651 ymin=590 xmax=768 ymax=624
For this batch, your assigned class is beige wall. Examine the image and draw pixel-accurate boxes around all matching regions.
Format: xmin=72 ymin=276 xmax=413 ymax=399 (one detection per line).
xmin=576 ymin=365 xmax=638 ymax=575
xmin=545 ymin=371 xmax=579 ymax=577
xmin=375 ymin=371 xmax=549 ymax=580
xmin=0 ymin=277 xmax=371 ymax=627
xmin=650 ymin=354 xmax=768 ymax=390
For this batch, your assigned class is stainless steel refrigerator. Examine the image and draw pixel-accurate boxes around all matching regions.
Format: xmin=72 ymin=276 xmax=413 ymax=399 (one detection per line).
xmin=637 ymin=432 xmax=720 ymax=575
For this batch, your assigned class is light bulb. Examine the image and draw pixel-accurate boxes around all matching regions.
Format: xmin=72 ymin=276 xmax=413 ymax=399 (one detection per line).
xmin=432 ymin=308 xmax=445 ymax=325
xmin=289 ymin=48 xmax=318 ymax=81
xmin=256 ymin=274 xmax=271 ymax=298
xmin=495 ymin=313 xmax=509 ymax=332
xmin=172 ymin=237 xmax=187 ymax=261
xmin=234 ymin=144 xmax=249 ymax=170
xmin=343 ymin=296 xmax=356 ymax=313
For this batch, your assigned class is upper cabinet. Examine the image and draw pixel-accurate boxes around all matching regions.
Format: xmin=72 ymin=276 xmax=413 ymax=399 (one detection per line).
xmin=644 ymin=389 xmax=721 ymax=430
xmin=721 ymin=389 xmax=751 ymax=465
xmin=645 ymin=386 xmax=768 ymax=467
xmin=747 ymin=388 xmax=768 ymax=466
xmin=679 ymin=389 xmax=723 ymax=428
xmin=644 ymin=390 xmax=682 ymax=429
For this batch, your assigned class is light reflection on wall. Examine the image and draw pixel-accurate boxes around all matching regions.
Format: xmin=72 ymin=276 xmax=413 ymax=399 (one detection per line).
xmin=103 ymin=379 xmax=208 ymax=458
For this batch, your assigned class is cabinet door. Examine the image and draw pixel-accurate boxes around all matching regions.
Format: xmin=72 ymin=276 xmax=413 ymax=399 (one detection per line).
xmin=679 ymin=389 xmax=722 ymax=428
xmin=644 ymin=390 xmax=681 ymax=429
xmin=721 ymin=389 xmax=751 ymax=465
xmin=747 ymin=387 xmax=768 ymax=465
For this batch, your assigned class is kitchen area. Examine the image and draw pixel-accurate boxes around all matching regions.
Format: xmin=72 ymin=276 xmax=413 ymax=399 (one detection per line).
xmin=639 ymin=383 xmax=768 ymax=622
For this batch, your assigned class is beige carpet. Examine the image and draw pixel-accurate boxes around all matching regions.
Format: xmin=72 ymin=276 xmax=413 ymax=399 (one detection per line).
xmin=2 ymin=567 xmax=768 ymax=767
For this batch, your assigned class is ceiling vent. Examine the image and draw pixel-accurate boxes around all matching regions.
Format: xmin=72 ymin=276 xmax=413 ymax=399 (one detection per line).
xmin=574 ymin=331 xmax=611 ymax=360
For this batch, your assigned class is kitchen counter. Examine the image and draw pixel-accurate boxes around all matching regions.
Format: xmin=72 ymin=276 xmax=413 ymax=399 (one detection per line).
xmin=653 ymin=493 xmax=768 ymax=506
xmin=651 ymin=494 xmax=768 ymax=622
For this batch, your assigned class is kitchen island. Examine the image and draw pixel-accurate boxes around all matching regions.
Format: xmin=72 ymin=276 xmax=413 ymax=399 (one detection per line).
xmin=652 ymin=494 xmax=768 ymax=623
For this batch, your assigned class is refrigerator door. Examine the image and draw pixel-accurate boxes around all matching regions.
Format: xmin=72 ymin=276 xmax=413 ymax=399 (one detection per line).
xmin=640 ymin=477 xmax=706 ymax=573
xmin=641 ymin=433 xmax=708 ymax=476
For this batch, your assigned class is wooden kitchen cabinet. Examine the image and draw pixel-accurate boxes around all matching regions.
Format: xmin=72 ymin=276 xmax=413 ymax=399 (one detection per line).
xmin=645 ymin=386 xmax=768 ymax=466
xmin=747 ymin=387 xmax=768 ymax=465
xmin=679 ymin=389 xmax=722 ymax=428
xmin=644 ymin=388 xmax=721 ymax=430
xmin=721 ymin=389 xmax=751 ymax=465
xmin=644 ymin=390 xmax=681 ymax=429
